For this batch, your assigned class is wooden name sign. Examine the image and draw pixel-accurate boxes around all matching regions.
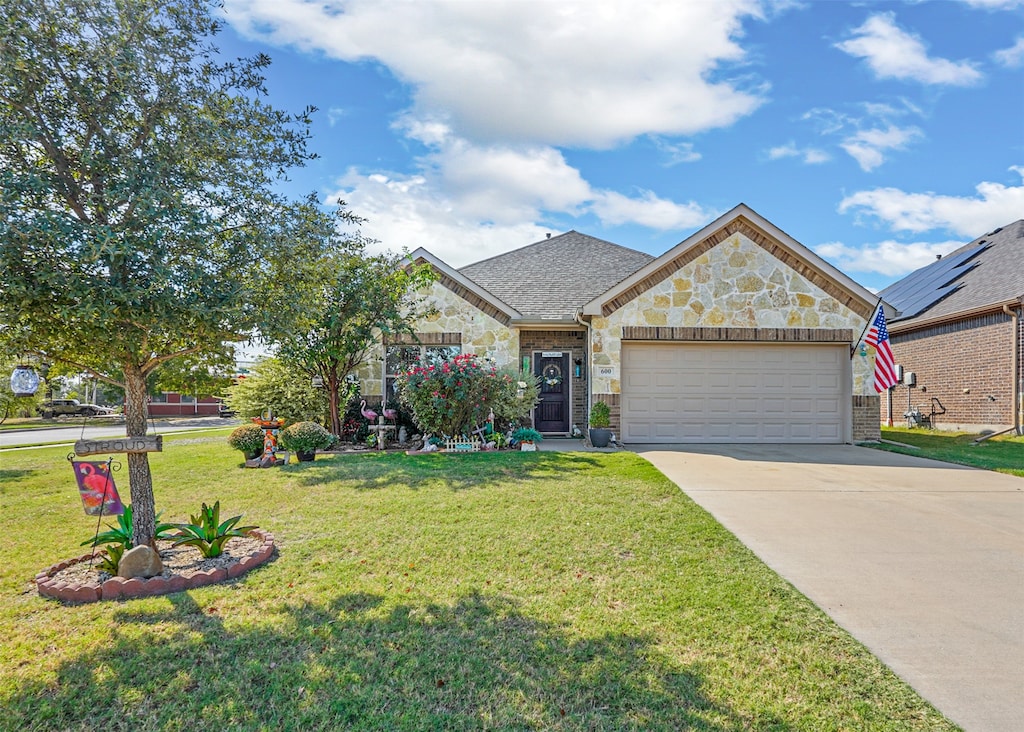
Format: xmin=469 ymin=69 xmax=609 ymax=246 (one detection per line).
xmin=74 ymin=435 xmax=163 ymax=456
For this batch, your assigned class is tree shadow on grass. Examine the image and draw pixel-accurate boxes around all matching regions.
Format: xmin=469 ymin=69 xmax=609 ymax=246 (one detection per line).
xmin=2 ymin=590 xmax=785 ymax=731
xmin=286 ymin=451 xmax=611 ymax=492
xmin=0 ymin=468 xmax=34 ymax=485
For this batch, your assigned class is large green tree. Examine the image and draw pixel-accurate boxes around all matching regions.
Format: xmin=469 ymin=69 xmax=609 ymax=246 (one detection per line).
xmin=273 ymin=244 xmax=437 ymax=437
xmin=0 ymin=0 xmax=318 ymax=546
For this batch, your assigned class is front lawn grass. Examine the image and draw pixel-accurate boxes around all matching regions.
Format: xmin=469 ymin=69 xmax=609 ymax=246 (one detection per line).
xmin=1 ymin=436 xmax=957 ymax=730
xmin=871 ymin=427 xmax=1024 ymax=478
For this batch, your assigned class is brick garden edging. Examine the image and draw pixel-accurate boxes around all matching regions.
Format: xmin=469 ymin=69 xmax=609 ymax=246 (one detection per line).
xmin=35 ymin=529 xmax=276 ymax=604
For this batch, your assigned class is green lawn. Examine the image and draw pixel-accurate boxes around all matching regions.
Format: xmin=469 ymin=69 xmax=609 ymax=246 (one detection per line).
xmin=1 ymin=434 xmax=957 ymax=730
xmin=869 ymin=427 xmax=1024 ymax=478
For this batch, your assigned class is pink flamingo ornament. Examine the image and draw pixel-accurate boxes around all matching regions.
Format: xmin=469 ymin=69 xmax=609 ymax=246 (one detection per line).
xmin=382 ymin=406 xmax=398 ymax=421
xmin=360 ymin=400 xmax=378 ymax=422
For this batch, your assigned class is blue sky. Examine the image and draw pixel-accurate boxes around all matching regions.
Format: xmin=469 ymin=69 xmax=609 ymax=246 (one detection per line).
xmin=217 ymin=0 xmax=1023 ymax=292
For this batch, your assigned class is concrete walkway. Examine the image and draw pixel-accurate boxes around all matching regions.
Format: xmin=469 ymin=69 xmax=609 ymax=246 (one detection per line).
xmin=633 ymin=444 xmax=1023 ymax=732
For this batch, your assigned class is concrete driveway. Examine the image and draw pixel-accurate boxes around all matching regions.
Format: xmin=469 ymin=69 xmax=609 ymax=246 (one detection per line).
xmin=634 ymin=444 xmax=1023 ymax=732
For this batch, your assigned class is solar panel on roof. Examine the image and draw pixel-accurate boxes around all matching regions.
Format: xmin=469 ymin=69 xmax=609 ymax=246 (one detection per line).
xmin=883 ymin=244 xmax=989 ymax=320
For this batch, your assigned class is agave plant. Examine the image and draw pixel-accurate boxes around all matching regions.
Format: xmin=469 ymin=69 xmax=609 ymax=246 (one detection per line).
xmin=94 ymin=543 xmax=125 ymax=575
xmin=80 ymin=504 xmax=175 ymax=549
xmin=170 ymin=501 xmax=257 ymax=558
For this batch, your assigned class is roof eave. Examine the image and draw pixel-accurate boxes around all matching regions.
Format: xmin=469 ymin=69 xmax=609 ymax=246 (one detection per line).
xmin=407 ymin=247 xmax=523 ymax=320
xmin=584 ymin=203 xmax=881 ymax=320
xmin=889 ymin=295 xmax=1024 ymax=334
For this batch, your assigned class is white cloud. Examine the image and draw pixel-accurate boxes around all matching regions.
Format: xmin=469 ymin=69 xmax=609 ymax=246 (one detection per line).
xmin=326 ymin=107 xmax=347 ymax=126
xmin=814 ymin=239 xmax=964 ymax=277
xmin=956 ymin=0 xmax=1024 ymax=9
xmin=993 ymin=36 xmax=1024 ymax=67
xmin=839 ymin=166 xmax=1024 ymax=236
xmin=654 ymin=140 xmax=702 ymax=166
xmin=835 ymin=13 xmax=983 ymax=86
xmin=840 ymin=124 xmax=923 ymax=171
xmin=330 ymin=134 xmax=715 ymax=265
xmin=591 ymin=190 xmax=713 ymax=229
xmin=767 ymin=142 xmax=830 ymax=164
xmin=225 ymin=0 xmax=770 ymax=147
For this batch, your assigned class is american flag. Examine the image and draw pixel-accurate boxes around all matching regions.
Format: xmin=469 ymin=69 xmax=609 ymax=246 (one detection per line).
xmin=864 ymin=306 xmax=898 ymax=392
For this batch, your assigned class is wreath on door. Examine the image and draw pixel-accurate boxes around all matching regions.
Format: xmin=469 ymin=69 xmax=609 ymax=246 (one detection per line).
xmin=542 ymin=363 xmax=563 ymax=386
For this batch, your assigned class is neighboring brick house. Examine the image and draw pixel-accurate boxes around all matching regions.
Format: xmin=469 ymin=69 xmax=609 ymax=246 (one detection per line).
xmin=356 ymin=204 xmax=885 ymax=444
xmin=879 ymin=220 xmax=1023 ymax=433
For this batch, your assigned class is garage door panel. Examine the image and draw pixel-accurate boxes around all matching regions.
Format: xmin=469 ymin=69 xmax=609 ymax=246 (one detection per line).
xmin=621 ymin=343 xmax=847 ymax=444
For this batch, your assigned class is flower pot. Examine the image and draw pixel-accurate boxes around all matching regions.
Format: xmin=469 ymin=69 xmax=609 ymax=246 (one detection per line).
xmin=520 ymin=441 xmax=536 ymax=452
xmin=589 ymin=428 xmax=612 ymax=448
xmin=297 ymin=450 xmax=316 ymax=462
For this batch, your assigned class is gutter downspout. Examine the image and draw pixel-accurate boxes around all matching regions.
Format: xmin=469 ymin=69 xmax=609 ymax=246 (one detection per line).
xmin=574 ymin=309 xmax=592 ymax=429
xmin=1003 ymin=303 xmax=1022 ymax=435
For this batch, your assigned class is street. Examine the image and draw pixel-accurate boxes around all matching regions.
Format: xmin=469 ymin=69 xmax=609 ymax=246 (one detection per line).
xmin=0 ymin=416 xmax=238 ymax=449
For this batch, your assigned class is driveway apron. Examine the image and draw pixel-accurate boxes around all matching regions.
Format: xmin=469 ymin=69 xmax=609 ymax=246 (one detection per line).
xmin=634 ymin=444 xmax=1024 ymax=732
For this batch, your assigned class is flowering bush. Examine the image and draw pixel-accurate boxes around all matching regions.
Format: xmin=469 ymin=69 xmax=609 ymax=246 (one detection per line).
xmin=279 ymin=421 xmax=334 ymax=453
xmin=397 ymin=353 xmax=539 ymax=438
xmin=227 ymin=424 xmax=265 ymax=457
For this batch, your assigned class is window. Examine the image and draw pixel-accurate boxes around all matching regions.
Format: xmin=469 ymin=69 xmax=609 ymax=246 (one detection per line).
xmin=384 ymin=344 xmax=461 ymax=401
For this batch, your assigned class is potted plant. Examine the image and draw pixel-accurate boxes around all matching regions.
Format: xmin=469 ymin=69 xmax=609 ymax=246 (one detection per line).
xmin=511 ymin=427 xmax=543 ymax=451
xmin=279 ymin=421 xmax=334 ymax=461
xmin=588 ymin=401 xmax=612 ymax=448
xmin=227 ymin=424 xmax=265 ymax=460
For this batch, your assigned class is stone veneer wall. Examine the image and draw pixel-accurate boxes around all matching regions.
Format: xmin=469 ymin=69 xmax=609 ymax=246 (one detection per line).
xmin=518 ymin=330 xmax=588 ymax=431
xmin=590 ymin=232 xmax=873 ymax=396
xmin=355 ymin=280 xmax=519 ymax=396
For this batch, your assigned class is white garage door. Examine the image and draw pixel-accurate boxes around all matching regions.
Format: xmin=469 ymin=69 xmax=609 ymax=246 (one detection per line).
xmin=621 ymin=343 xmax=848 ymax=443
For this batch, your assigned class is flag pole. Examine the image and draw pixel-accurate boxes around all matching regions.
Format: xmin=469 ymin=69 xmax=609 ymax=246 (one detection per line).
xmin=851 ymin=296 xmax=884 ymax=358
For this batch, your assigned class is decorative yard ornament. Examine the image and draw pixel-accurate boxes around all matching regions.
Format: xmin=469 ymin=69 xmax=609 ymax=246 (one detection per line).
xmin=9 ymin=363 xmax=40 ymax=397
xmin=70 ymin=456 xmax=124 ymax=516
xmin=252 ymin=411 xmax=285 ymax=460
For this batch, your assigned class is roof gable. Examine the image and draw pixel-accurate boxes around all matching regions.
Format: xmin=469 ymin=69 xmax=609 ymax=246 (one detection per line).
xmin=881 ymin=220 xmax=1024 ymax=328
xmin=583 ymin=204 xmax=879 ymax=321
xmin=408 ymin=248 xmax=521 ymax=326
xmin=458 ymin=231 xmax=654 ymax=321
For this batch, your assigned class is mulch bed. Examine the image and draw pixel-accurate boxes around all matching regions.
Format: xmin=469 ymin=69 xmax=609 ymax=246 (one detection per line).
xmin=35 ymin=529 xmax=276 ymax=604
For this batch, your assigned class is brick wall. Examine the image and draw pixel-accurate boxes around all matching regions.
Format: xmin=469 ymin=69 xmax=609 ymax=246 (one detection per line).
xmin=889 ymin=312 xmax=1015 ymax=430
xmin=851 ymin=395 xmax=880 ymax=441
xmin=519 ymin=330 xmax=588 ymax=432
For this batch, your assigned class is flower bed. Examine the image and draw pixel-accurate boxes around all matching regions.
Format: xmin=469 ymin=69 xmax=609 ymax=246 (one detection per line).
xmin=35 ymin=529 xmax=276 ymax=604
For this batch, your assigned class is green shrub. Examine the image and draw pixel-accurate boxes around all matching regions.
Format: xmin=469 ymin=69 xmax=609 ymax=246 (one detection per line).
xmin=170 ymin=501 xmax=257 ymax=559
xmin=589 ymin=401 xmax=611 ymax=429
xmin=227 ymin=424 xmax=265 ymax=456
xmin=279 ymin=421 xmax=334 ymax=453
xmin=222 ymin=357 xmax=327 ymax=424
xmin=94 ymin=544 xmax=125 ymax=575
xmin=397 ymin=354 xmax=539 ymax=438
xmin=511 ymin=427 xmax=543 ymax=444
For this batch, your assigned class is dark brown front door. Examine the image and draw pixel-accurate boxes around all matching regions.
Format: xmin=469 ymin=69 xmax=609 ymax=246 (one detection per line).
xmin=534 ymin=353 xmax=570 ymax=433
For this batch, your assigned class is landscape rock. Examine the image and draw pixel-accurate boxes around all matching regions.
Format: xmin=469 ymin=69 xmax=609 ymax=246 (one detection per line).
xmin=117 ymin=545 xmax=164 ymax=579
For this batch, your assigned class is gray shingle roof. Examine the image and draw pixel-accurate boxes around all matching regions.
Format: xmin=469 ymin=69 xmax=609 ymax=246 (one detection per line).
xmin=881 ymin=219 xmax=1024 ymax=326
xmin=458 ymin=231 xmax=654 ymax=320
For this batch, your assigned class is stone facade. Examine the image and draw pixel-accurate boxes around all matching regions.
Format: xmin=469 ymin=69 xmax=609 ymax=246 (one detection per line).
xmin=357 ymin=280 xmax=519 ymax=396
xmin=589 ymin=232 xmax=873 ymax=395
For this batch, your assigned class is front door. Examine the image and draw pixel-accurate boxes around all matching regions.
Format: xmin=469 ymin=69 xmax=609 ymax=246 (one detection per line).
xmin=534 ymin=352 xmax=570 ymax=433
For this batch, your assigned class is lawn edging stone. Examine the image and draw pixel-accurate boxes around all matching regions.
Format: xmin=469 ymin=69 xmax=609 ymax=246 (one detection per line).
xmin=36 ymin=529 xmax=276 ymax=604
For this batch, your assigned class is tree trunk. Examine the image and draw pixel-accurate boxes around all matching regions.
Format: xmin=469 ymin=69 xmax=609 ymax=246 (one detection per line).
xmin=327 ymin=372 xmax=342 ymax=437
xmin=123 ymin=362 xmax=157 ymax=548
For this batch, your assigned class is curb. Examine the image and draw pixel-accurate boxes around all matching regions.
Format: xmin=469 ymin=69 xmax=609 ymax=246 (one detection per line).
xmin=36 ymin=529 xmax=276 ymax=604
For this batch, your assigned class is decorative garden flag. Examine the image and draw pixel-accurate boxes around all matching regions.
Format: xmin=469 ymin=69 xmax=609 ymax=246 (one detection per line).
xmin=865 ymin=306 xmax=898 ymax=392
xmin=72 ymin=460 xmax=124 ymax=516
